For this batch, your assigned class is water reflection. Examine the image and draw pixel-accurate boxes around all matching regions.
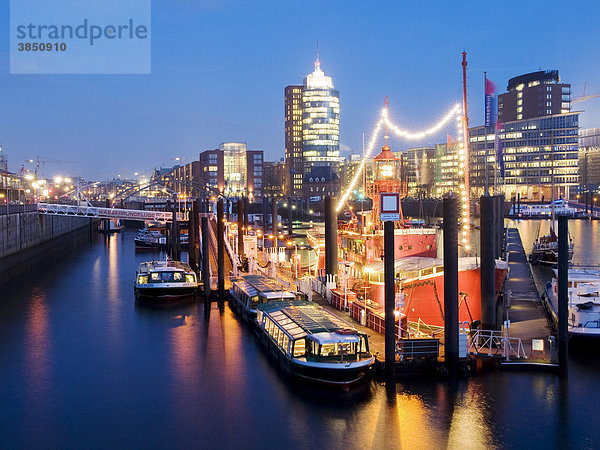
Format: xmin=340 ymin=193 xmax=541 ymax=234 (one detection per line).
xmin=1 ymin=229 xmax=600 ymax=447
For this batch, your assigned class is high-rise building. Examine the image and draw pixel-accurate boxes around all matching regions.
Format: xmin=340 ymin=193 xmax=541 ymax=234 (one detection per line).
xmin=469 ymin=113 xmax=580 ymax=201
xmin=498 ymin=70 xmax=571 ymax=123
xmin=263 ymin=160 xmax=286 ymax=197
xmin=284 ymin=51 xmax=340 ymax=198
xmin=284 ymin=85 xmax=304 ymax=197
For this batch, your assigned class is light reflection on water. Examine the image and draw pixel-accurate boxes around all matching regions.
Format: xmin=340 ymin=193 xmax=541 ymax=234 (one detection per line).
xmin=0 ymin=229 xmax=599 ymax=448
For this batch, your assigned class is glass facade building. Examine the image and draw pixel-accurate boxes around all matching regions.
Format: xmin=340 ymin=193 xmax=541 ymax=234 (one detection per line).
xmin=220 ymin=142 xmax=247 ymax=196
xmin=469 ymin=112 xmax=580 ymax=200
xmin=302 ymin=58 xmax=340 ymax=177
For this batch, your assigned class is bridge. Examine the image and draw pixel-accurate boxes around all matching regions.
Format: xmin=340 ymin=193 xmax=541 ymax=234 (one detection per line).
xmin=37 ymin=203 xmax=185 ymax=222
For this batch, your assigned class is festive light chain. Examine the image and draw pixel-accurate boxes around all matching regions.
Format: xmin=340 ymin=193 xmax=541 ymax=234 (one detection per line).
xmin=336 ymin=103 xmax=463 ymax=212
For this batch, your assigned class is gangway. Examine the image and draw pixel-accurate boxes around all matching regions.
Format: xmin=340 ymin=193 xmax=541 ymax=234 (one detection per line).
xmin=37 ymin=203 xmax=184 ymax=222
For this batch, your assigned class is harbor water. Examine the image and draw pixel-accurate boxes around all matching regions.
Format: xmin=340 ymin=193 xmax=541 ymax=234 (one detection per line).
xmin=1 ymin=222 xmax=600 ymax=448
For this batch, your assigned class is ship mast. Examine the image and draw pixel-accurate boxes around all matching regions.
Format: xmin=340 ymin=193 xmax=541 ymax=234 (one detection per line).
xmin=461 ymin=51 xmax=471 ymax=254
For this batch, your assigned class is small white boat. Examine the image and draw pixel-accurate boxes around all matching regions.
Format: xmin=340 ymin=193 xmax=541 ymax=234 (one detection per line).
xmin=511 ymin=199 xmax=580 ymax=218
xmin=545 ymin=267 xmax=600 ymax=338
xmin=134 ymin=260 xmax=198 ymax=302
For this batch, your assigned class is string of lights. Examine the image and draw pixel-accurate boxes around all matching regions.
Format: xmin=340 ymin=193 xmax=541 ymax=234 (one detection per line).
xmin=336 ymin=103 xmax=463 ymax=212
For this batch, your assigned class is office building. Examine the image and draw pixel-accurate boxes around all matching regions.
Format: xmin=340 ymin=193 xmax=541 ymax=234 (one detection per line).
xmin=405 ymin=147 xmax=436 ymax=197
xmin=285 ymin=51 xmax=341 ymax=198
xmin=285 ymin=86 xmax=304 ymax=197
xmin=263 ymin=160 xmax=286 ymax=197
xmin=579 ymin=128 xmax=600 ymax=193
xmin=498 ymin=70 xmax=571 ymax=123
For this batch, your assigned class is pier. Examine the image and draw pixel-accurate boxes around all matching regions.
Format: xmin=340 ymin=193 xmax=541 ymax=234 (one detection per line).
xmin=502 ymin=227 xmax=552 ymax=361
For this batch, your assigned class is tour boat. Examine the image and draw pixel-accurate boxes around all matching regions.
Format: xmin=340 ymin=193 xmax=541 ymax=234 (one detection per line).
xmin=545 ymin=267 xmax=600 ymax=338
xmin=256 ymin=299 xmax=375 ymax=388
xmin=509 ymin=199 xmax=580 ymax=218
xmin=230 ymin=274 xmax=296 ymax=321
xmin=134 ymin=260 xmax=198 ymax=301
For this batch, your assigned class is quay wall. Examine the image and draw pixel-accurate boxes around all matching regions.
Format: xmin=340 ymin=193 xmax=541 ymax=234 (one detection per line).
xmin=0 ymin=212 xmax=92 ymax=285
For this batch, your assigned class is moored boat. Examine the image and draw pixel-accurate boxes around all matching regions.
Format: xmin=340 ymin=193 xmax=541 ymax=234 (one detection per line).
xmin=134 ymin=260 xmax=198 ymax=302
xmin=362 ymin=256 xmax=509 ymax=329
xmin=545 ymin=266 xmax=600 ymax=338
xmin=256 ymin=299 xmax=375 ymax=389
xmin=230 ymin=274 xmax=296 ymax=321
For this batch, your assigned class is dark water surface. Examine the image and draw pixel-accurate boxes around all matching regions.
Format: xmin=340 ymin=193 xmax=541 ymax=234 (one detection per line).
xmin=1 ymin=228 xmax=600 ymax=449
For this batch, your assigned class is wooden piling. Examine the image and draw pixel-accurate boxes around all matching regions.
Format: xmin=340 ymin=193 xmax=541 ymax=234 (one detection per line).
xmin=443 ymin=196 xmax=459 ymax=377
xmin=217 ymin=198 xmax=225 ymax=296
xmin=558 ymin=215 xmax=568 ymax=377
xmin=384 ymin=220 xmax=395 ymax=381
xmin=201 ymin=216 xmax=211 ymax=303
xmin=480 ymin=195 xmax=496 ymax=330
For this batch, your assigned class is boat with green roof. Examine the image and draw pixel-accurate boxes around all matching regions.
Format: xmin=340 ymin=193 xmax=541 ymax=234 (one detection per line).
xmin=256 ymin=299 xmax=375 ymax=389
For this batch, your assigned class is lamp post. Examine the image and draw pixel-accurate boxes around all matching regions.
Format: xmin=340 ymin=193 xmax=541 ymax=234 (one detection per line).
xmin=594 ymin=197 xmax=598 ymax=219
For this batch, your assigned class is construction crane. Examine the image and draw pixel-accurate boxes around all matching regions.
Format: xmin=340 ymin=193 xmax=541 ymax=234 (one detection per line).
xmin=572 ymin=82 xmax=600 ymax=105
xmin=24 ymin=156 xmax=80 ymax=178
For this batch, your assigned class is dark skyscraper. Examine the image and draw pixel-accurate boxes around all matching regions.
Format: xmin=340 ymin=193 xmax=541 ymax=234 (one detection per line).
xmin=284 ymin=85 xmax=304 ymax=197
xmin=498 ymin=70 xmax=571 ymax=123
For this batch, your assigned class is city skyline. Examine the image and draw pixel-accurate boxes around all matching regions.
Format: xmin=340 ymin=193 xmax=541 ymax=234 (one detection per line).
xmin=1 ymin=0 xmax=600 ymax=179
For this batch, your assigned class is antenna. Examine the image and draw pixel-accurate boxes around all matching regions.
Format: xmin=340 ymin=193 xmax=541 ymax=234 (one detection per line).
xmin=315 ymin=40 xmax=320 ymax=70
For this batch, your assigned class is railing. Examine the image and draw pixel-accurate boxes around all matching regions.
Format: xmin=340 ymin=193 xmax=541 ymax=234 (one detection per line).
xmin=37 ymin=203 xmax=183 ymax=221
xmin=468 ymin=329 xmax=527 ymax=360
xmin=396 ymin=338 xmax=440 ymax=361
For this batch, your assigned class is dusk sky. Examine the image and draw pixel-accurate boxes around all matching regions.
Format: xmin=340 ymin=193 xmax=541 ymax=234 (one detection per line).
xmin=1 ymin=0 xmax=599 ymax=180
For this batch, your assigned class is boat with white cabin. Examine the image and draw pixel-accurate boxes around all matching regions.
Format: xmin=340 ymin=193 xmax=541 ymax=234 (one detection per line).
xmin=134 ymin=260 xmax=198 ymax=302
xmin=545 ymin=266 xmax=600 ymax=338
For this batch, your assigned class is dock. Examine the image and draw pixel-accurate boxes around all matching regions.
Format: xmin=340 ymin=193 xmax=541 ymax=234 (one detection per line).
xmin=503 ymin=227 xmax=551 ymax=359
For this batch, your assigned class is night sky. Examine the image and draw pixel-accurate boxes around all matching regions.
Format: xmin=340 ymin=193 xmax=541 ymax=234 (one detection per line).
xmin=1 ymin=0 xmax=599 ymax=179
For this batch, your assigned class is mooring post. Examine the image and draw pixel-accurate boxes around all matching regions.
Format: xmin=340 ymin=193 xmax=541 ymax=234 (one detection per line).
xmin=480 ymin=195 xmax=496 ymax=330
xmin=217 ymin=198 xmax=225 ymax=296
xmin=558 ymin=215 xmax=569 ymax=376
xmin=384 ymin=220 xmax=395 ymax=381
xmin=517 ymin=192 xmax=521 ymax=216
xmin=166 ymin=201 xmax=172 ymax=257
xmin=272 ymin=198 xmax=278 ymax=237
xmin=188 ymin=200 xmax=197 ymax=271
xmin=324 ymin=196 xmax=338 ymax=282
xmin=201 ymin=216 xmax=211 ymax=303
xmin=495 ymin=194 xmax=505 ymax=259
xmin=443 ymin=196 xmax=459 ymax=377
xmin=237 ymin=198 xmax=244 ymax=256
xmin=243 ymin=196 xmax=249 ymax=234
xmin=288 ymin=198 xmax=293 ymax=235
xmin=172 ymin=211 xmax=181 ymax=261
xmin=192 ymin=200 xmax=201 ymax=272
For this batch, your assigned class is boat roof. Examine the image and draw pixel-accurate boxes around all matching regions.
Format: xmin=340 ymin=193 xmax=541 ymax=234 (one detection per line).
xmin=137 ymin=260 xmax=192 ymax=273
xmin=310 ymin=331 xmax=360 ymax=344
xmin=552 ymin=267 xmax=600 ymax=281
xmin=258 ymin=300 xmax=353 ymax=336
xmin=364 ymin=256 xmax=508 ymax=274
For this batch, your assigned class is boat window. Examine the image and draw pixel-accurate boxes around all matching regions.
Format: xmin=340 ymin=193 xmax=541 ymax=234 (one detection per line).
xmin=173 ymin=272 xmax=183 ymax=281
xmin=420 ymin=268 xmax=433 ymax=277
xmin=359 ymin=335 xmax=369 ymax=353
xmin=321 ymin=343 xmax=336 ymax=356
xmin=277 ymin=330 xmax=286 ymax=348
xmin=293 ymin=339 xmax=306 ymax=357
xmin=281 ymin=335 xmax=289 ymax=353
xmin=319 ymin=343 xmax=357 ymax=357
xmin=151 ymin=272 xmax=160 ymax=281
xmin=249 ymin=295 xmax=259 ymax=308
